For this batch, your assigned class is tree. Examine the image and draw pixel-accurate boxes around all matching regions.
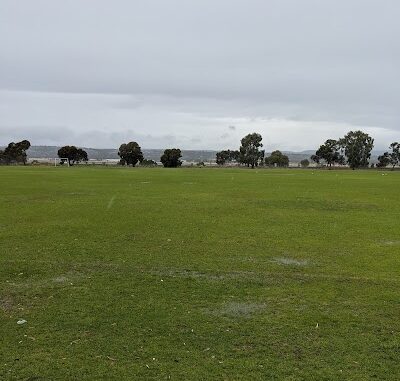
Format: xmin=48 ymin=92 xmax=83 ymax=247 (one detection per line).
xmin=339 ymin=131 xmax=374 ymax=169
xmin=388 ymin=142 xmax=400 ymax=169
xmin=216 ymin=150 xmax=228 ymax=165
xmin=76 ymin=148 xmax=88 ymax=163
xmin=377 ymin=153 xmax=390 ymax=168
xmin=0 ymin=140 xmax=31 ymax=165
xmin=311 ymin=154 xmax=321 ymax=165
xmin=300 ymin=159 xmax=310 ymax=168
xmin=239 ymin=133 xmax=263 ymax=168
xmin=161 ymin=148 xmax=182 ymax=167
xmin=265 ymin=150 xmax=289 ymax=167
xmin=216 ymin=149 xmax=240 ymax=165
xmin=313 ymin=139 xmax=344 ymax=169
xmin=140 ymin=159 xmax=158 ymax=167
xmin=377 ymin=142 xmax=400 ymax=169
xmin=118 ymin=142 xmax=143 ymax=167
xmin=57 ymin=146 xmax=88 ymax=166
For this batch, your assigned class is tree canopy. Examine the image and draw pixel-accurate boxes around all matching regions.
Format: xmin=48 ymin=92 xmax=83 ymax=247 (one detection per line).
xmin=265 ymin=150 xmax=289 ymax=167
xmin=216 ymin=149 xmax=240 ymax=165
xmin=300 ymin=159 xmax=310 ymax=168
xmin=377 ymin=142 xmax=400 ymax=169
xmin=239 ymin=133 xmax=264 ymax=168
xmin=0 ymin=140 xmax=31 ymax=165
xmin=339 ymin=131 xmax=374 ymax=169
xmin=140 ymin=159 xmax=158 ymax=167
xmin=118 ymin=142 xmax=143 ymax=167
xmin=312 ymin=139 xmax=344 ymax=168
xmin=160 ymin=148 xmax=182 ymax=167
xmin=57 ymin=146 xmax=88 ymax=166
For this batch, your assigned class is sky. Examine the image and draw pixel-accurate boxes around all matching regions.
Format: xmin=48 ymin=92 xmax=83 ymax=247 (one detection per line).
xmin=0 ymin=0 xmax=399 ymax=151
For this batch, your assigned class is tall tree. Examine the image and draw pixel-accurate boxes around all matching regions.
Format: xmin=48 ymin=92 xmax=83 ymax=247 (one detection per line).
xmin=340 ymin=131 xmax=374 ymax=169
xmin=239 ymin=133 xmax=263 ymax=168
xmin=161 ymin=148 xmax=182 ymax=167
xmin=313 ymin=139 xmax=344 ymax=168
xmin=265 ymin=150 xmax=289 ymax=167
xmin=118 ymin=142 xmax=143 ymax=166
xmin=57 ymin=146 xmax=88 ymax=166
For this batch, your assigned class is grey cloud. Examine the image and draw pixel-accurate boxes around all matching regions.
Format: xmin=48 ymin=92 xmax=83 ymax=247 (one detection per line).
xmin=0 ymin=0 xmax=399 ymax=149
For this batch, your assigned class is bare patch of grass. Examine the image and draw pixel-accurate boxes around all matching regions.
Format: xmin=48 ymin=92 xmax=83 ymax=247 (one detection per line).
xmin=272 ymin=257 xmax=309 ymax=266
xmin=0 ymin=296 xmax=15 ymax=312
xmin=380 ymin=240 xmax=400 ymax=246
xmin=209 ymin=302 xmax=266 ymax=318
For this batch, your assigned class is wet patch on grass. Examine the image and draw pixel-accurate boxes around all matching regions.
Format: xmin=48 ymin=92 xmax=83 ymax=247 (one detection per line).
xmin=255 ymin=198 xmax=380 ymax=212
xmin=208 ymin=302 xmax=266 ymax=318
xmin=272 ymin=257 xmax=310 ymax=266
xmin=380 ymin=240 xmax=400 ymax=246
xmin=52 ymin=276 xmax=69 ymax=283
xmin=151 ymin=268 xmax=229 ymax=281
xmin=0 ymin=296 xmax=15 ymax=312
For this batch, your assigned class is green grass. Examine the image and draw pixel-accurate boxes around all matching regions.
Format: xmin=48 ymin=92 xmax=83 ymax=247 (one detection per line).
xmin=1 ymin=166 xmax=399 ymax=380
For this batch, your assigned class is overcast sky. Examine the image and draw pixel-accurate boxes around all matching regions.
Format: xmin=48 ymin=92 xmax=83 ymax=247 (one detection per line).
xmin=1 ymin=0 xmax=399 ymax=151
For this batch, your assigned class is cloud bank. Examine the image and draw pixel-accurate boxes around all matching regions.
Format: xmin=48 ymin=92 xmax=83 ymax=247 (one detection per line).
xmin=1 ymin=0 xmax=399 ymax=150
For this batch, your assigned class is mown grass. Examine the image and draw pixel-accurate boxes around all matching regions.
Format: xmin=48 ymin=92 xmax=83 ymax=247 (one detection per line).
xmin=1 ymin=166 xmax=399 ymax=380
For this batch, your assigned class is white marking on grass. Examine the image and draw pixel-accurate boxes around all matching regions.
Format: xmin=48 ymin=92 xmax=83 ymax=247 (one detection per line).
xmin=107 ymin=195 xmax=116 ymax=210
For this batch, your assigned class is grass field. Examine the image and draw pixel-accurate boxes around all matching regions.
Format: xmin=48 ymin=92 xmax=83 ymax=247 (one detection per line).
xmin=1 ymin=166 xmax=400 ymax=380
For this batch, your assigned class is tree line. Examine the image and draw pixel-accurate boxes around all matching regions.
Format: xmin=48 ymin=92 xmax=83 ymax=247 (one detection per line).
xmin=216 ymin=133 xmax=289 ymax=168
xmin=0 ymin=131 xmax=399 ymax=169
xmin=54 ymin=143 xmax=183 ymax=168
xmin=216 ymin=130 xmax=398 ymax=169
xmin=310 ymin=131 xmax=398 ymax=169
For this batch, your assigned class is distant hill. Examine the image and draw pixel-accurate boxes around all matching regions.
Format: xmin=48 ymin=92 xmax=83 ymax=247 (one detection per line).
xmin=25 ymin=146 xmax=382 ymax=163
